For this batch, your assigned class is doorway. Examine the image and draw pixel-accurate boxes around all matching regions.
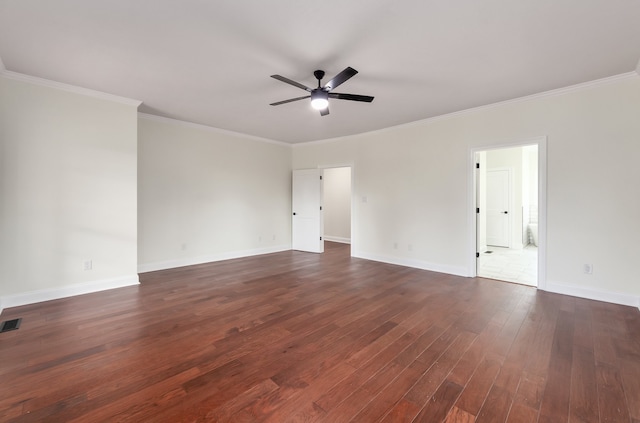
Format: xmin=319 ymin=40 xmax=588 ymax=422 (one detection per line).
xmin=322 ymin=167 xmax=352 ymax=246
xmin=292 ymin=166 xmax=352 ymax=254
xmin=471 ymin=140 xmax=546 ymax=288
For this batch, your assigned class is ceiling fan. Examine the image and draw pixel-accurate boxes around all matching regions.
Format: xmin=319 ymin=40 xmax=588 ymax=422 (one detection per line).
xmin=270 ymin=67 xmax=374 ymax=116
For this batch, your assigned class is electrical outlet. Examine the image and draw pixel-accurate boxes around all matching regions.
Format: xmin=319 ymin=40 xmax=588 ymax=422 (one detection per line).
xmin=83 ymin=260 xmax=92 ymax=271
xmin=583 ymin=264 xmax=593 ymax=274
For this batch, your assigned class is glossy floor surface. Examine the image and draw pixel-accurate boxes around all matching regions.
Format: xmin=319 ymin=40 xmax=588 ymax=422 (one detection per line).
xmin=1 ymin=242 xmax=639 ymax=422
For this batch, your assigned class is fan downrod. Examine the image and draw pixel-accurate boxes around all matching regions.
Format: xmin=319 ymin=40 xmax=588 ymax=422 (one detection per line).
xmin=313 ymin=70 xmax=325 ymax=86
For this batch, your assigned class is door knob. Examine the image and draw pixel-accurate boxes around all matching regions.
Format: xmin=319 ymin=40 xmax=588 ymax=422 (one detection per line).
xmin=293 ymin=212 xmax=297 ymax=215
xmin=503 ymin=211 xmax=508 ymax=214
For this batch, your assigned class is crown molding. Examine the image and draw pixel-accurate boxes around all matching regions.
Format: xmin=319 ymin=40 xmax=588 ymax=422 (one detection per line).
xmin=295 ymin=71 xmax=640 ymax=147
xmin=138 ymin=113 xmax=290 ymax=147
xmin=0 ymin=69 xmax=142 ymax=107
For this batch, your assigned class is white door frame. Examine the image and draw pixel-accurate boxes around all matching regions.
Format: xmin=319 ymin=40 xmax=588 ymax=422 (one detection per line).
xmin=468 ymin=137 xmax=547 ymax=290
xmin=318 ymin=165 xmax=353 ymax=245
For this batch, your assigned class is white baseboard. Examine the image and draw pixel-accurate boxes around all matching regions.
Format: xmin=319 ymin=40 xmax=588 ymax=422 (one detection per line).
xmin=350 ymin=254 xmax=639 ymax=310
xmin=544 ymin=280 xmax=640 ymax=309
xmin=0 ymin=275 xmax=140 ymax=315
xmin=352 ymin=251 xmax=468 ymax=277
xmin=324 ymin=236 xmax=351 ymax=244
xmin=137 ymin=244 xmax=292 ymax=273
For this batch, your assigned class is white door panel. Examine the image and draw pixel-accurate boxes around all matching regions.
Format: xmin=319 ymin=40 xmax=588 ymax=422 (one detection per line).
xmin=486 ymin=169 xmax=510 ymax=248
xmin=292 ymin=169 xmax=324 ymax=253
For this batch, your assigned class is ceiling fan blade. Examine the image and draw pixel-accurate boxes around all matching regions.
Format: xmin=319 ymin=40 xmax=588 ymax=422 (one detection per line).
xmin=270 ymin=95 xmax=310 ymax=106
xmin=270 ymin=75 xmax=312 ymax=92
xmin=320 ymin=107 xmax=330 ymax=116
xmin=323 ymin=67 xmax=358 ymax=91
xmin=328 ymin=92 xmax=374 ymax=102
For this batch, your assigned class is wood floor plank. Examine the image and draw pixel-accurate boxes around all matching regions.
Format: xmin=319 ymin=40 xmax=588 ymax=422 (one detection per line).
xmin=313 ymin=326 xmax=424 ymax=414
xmin=514 ymin=372 xmax=546 ymax=411
xmin=379 ymin=398 xmax=421 ymax=423
xmin=447 ymin=321 xmax=502 ymax=387
xmin=621 ymin=358 xmax=640 ymax=421
xmin=569 ymin=347 xmax=599 ymax=423
xmin=573 ymin=299 xmax=595 ymax=351
xmin=596 ymin=362 xmax=631 ymax=423
xmin=404 ymin=330 xmax=476 ymax=406
xmin=204 ymin=378 xmax=280 ymax=422
xmin=260 ymin=363 xmax=355 ymax=423
xmin=454 ymin=353 xmax=503 ymax=416
xmin=0 ymin=242 xmax=638 ymax=422
xmin=443 ymin=406 xmax=475 ymax=423
xmin=506 ymin=402 xmax=539 ymax=423
xmin=412 ymin=380 xmax=464 ymax=423
xmin=538 ymin=310 xmax=575 ymax=423
xmin=474 ymin=385 xmax=513 ymax=423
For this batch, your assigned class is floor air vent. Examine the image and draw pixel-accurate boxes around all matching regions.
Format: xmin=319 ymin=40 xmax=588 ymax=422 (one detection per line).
xmin=0 ymin=318 xmax=22 ymax=333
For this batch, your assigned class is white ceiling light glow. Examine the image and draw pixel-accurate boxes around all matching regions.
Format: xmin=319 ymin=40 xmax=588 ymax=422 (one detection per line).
xmin=310 ymin=90 xmax=329 ymax=110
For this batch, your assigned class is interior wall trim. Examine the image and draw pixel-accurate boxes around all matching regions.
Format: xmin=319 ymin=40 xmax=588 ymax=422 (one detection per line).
xmin=294 ymin=72 xmax=639 ymax=147
xmin=138 ymin=113 xmax=289 ymax=147
xmin=352 ymin=251 xmax=468 ymax=278
xmin=0 ymin=70 xmax=142 ymax=107
xmin=0 ymin=275 xmax=140 ymax=315
xmin=323 ymin=236 xmax=351 ymax=244
xmin=138 ymin=244 xmax=291 ymax=274
xmin=544 ymin=280 xmax=640 ymax=310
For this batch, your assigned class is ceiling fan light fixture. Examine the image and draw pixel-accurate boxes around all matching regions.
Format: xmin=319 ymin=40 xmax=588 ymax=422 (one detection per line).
xmin=310 ymin=90 xmax=329 ymax=110
xmin=270 ymin=67 xmax=373 ymax=116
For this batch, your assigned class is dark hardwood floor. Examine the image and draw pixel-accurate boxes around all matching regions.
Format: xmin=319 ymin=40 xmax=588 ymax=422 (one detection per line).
xmin=1 ymin=242 xmax=639 ymax=422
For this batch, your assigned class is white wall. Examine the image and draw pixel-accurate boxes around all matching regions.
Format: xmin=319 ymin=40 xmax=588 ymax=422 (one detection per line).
xmin=293 ymin=75 xmax=640 ymax=307
xmin=137 ymin=115 xmax=292 ymax=271
xmin=2 ymin=69 xmax=639 ymax=312
xmin=0 ymin=74 xmax=140 ymax=309
xmin=323 ymin=167 xmax=351 ymax=243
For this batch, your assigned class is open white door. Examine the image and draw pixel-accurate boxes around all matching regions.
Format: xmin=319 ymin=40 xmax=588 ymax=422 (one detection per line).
xmin=292 ymin=169 xmax=324 ymax=253
xmin=486 ymin=169 xmax=510 ymax=247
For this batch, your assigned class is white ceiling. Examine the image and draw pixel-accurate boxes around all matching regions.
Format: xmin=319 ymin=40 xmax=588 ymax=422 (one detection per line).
xmin=1 ymin=1 xmax=639 ymax=144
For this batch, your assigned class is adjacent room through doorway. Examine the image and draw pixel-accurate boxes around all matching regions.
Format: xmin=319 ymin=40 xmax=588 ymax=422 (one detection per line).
xmin=475 ymin=145 xmax=539 ymax=286
xmin=322 ymin=166 xmax=352 ymax=248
